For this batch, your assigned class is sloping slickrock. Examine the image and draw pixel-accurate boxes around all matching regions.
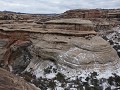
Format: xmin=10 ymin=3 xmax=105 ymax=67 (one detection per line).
xmin=25 ymin=33 xmax=120 ymax=77
xmin=57 ymin=36 xmax=119 ymax=69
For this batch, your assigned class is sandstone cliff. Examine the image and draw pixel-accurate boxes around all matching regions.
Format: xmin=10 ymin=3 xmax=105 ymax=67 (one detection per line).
xmin=60 ymin=9 xmax=120 ymax=19
xmin=0 ymin=18 xmax=119 ymax=78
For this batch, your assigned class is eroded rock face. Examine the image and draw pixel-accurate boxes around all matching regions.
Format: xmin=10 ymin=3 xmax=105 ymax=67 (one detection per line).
xmin=0 ymin=10 xmax=120 ymax=90
xmin=0 ymin=18 xmax=120 ymax=78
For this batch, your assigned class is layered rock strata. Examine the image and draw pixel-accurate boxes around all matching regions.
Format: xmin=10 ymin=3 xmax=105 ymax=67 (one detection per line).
xmin=0 ymin=18 xmax=119 ymax=78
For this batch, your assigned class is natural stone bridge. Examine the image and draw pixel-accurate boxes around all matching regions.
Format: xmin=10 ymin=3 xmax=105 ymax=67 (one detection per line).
xmin=0 ymin=18 xmax=119 ymax=78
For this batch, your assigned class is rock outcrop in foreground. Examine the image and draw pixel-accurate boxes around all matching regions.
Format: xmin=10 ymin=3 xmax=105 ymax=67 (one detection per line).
xmin=0 ymin=67 xmax=40 ymax=90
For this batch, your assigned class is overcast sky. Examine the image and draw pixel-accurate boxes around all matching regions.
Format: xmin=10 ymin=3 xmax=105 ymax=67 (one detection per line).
xmin=0 ymin=0 xmax=120 ymax=14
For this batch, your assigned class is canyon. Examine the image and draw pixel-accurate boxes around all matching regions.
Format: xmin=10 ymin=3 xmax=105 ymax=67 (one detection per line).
xmin=0 ymin=9 xmax=120 ymax=90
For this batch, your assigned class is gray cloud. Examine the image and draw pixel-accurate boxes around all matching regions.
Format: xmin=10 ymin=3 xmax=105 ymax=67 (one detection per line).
xmin=0 ymin=0 xmax=119 ymax=13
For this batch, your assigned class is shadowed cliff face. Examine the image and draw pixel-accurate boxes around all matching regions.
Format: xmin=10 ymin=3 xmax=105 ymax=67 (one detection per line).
xmin=0 ymin=31 xmax=32 ymax=73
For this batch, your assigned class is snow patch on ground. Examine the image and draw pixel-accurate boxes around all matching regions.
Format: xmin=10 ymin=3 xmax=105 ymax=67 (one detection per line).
xmin=45 ymin=73 xmax=56 ymax=79
xmin=97 ymin=70 xmax=114 ymax=79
